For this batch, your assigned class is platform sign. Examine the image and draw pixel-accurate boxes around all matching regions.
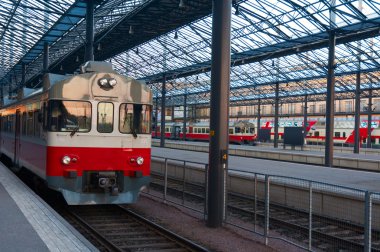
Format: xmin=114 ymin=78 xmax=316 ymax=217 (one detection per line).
xmin=258 ymin=129 xmax=271 ymax=142
xmin=284 ymin=127 xmax=304 ymax=146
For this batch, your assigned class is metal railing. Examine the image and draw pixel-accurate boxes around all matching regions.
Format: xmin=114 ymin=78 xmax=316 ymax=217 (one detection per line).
xmin=146 ymin=155 xmax=380 ymax=251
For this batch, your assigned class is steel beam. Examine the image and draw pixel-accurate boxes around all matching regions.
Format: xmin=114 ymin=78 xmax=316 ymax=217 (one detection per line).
xmin=257 ymin=98 xmax=261 ymax=141
xmin=367 ymin=89 xmax=372 ymax=148
xmin=325 ymin=30 xmax=336 ymax=167
xmin=155 ymin=97 xmax=158 ymax=138
xmin=43 ymin=42 xmax=49 ymax=73
xmin=303 ymin=95 xmax=308 ymax=139
xmin=183 ymin=93 xmax=187 ymax=140
xmin=354 ymin=72 xmax=361 ymax=153
xmin=207 ymin=0 xmax=231 ymax=228
xmin=160 ymin=75 xmax=166 ymax=147
xmin=85 ymin=0 xmax=94 ymax=62
xmin=274 ymin=82 xmax=279 ymax=148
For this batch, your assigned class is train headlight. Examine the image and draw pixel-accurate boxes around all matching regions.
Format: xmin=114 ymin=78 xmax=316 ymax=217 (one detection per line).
xmin=98 ymin=78 xmax=108 ymax=87
xmin=136 ymin=157 xmax=144 ymax=165
xmin=108 ymin=78 xmax=117 ymax=87
xmin=62 ymin=156 xmax=71 ymax=165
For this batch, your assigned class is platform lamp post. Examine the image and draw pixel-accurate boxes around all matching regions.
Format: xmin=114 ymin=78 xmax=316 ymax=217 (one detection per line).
xmin=207 ymin=0 xmax=231 ymax=228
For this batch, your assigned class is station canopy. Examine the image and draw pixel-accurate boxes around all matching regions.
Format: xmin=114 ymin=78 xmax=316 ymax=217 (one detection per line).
xmin=0 ymin=0 xmax=380 ymax=106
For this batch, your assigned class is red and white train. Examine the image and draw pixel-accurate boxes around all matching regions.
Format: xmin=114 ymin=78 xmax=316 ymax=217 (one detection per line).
xmin=152 ymin=121 xmax=256 ymax=145
xmin=0 ymin=61 xmax=152 ymax=205
xmin=152 ymin=117 xmax=380 ymax=146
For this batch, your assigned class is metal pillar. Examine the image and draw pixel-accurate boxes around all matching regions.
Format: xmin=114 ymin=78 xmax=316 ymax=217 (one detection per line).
xmin=325 ymin=30 xmax=336 ymax=167
xmin=155 ymin=97 xmax=158 ymax=138
xmin=183 ymin=93 xmax=187 ymax=140
xmin=207 ymin=0 xmax=231 ymax=228
xmin=274 ymin=82 xmax=279 ymax=148
xmin=367 ymin=89 xmax=372 ymax=148
xmin=160 ymin=76 xmax=166 ymax=147
xmin=172 ymin=106 xmax=175 ymax=121
xmin=43 ymin=42 xmax=49 ymax=73
xmin=257 ymin=99 xmax=261 ymax=141
xmin=85 ymin=0 xmax=94 ymax=62
xmin=303 ymin=95 xmax=308 ymax=139
xmin=354 ymin=72 xmax=361 ymax=153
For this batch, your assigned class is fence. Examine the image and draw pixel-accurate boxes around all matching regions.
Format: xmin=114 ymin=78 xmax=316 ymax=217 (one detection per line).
xmin=146 ymin=155 xmax=380 ymax=251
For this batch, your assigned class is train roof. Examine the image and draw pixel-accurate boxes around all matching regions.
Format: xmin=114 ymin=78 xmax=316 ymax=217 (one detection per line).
xmin=44 ymin=62 xmax=152 ymax=104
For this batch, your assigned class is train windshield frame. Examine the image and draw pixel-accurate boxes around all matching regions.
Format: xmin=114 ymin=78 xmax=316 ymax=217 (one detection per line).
xmin=119 ymin=103 xmax=152 ymax=135
xmin=47 ymin=100 xmax=92 ymax=133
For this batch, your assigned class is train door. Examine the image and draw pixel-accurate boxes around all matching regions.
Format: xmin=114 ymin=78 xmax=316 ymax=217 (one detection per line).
xmin=14 ymin=110 xmax=21 ymax=167
xmin=171 ymin=126 xmax=181 ymax=140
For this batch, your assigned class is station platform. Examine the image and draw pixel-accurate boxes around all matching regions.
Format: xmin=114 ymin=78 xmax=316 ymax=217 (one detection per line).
xmin=152 ymin=139 xmax=380 ymax=172
xmin=152 ymin=146 xmax=380 ymax=192
xmin=0 ymin=163 xmax=97 ymax=252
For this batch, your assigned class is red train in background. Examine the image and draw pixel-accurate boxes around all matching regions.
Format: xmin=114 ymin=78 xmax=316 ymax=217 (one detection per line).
xmin=152 ymin=117 xmax=380 ymax=146
xmin=0 ymin=61 xmax=152 ymax=205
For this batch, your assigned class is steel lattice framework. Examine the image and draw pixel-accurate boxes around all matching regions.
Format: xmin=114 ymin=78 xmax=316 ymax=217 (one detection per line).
xmin=0 ymin=0 xmax=380 ymax=107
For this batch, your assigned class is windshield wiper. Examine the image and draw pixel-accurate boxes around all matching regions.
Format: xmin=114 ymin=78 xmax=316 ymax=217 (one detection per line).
xmin=70 ymin=126 xmax=80 ymax=137
xmin=131 ymin=127 xmax=138 ymax=139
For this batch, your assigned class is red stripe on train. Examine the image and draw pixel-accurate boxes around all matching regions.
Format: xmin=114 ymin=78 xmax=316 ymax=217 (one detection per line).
xmin=46 ymin=146 xmax=150 ymax=177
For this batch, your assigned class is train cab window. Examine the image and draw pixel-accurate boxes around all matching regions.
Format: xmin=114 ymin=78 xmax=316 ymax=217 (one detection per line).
xmin=201 ymin=128 xmax=206 ymax=133
xmin=229 ymin=128 xmax=234 ymax=134
xmin=97 ymin=102 xmax=114 ymax=133
xmin=249 ymin=127 xmax=255 ymax=134
xmin=48 ymin=100 xmax=91 ymax=132
xmin=119 ymin=103 xmax=152 ymax=134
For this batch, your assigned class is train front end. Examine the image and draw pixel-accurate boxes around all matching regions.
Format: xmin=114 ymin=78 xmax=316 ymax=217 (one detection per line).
xmin=45 ymin=62 xmax=152 ymax=205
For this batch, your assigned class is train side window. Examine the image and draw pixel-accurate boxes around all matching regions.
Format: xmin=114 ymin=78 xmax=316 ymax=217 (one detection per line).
xmin=48 ymin=100 xmax=92 ymax=132
xmin=97 ymin=102 xmax=114 ymax=133
xmin=314 ymin=131 xmax=319 ymax=137
xmin=26 ymin=111 xmax=34 ymax=136
xmin=34 ymin=110 xmax=41 ymax=137
xmin=343 ymin=132 xmax=346 ymax=138
xmin=22 ymin=112 xmax=26 ymax=135
xmin=43 ymin=102 xmax=48 ymax=130
xmin=206 ymin=128 xmax=209 ymax=133
xmin=202 ymin=128 xmax=206 ymax=133
xmin=229 ymin=128 xmax=234 ymax=134
xmin=119 ymin=103 xmax=152 ymax=134
xmin=334 ymin=132 xmax=340 ymax=138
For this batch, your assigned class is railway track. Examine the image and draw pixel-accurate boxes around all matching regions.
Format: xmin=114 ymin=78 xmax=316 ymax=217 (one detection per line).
xmin=149 ymin=173 xmax=380 ymax=251
xmin=64 ymin=204 xmax=209 ymax=252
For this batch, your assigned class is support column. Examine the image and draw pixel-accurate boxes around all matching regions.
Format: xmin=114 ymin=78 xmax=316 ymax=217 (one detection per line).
xmin=257 ymin=98 xmax=261 ymax=141
xmin=325 ymin=29 xmax=336 ymax=167
xmin=303 ymin=95 xmax=308 ymax=139
xmin=207 ymin=0 xmax=231 ymax=228
xmin=43 ymin=42 xmax=49 ymax=73
xmin=274 ymin=82 xmax=279 ymax=148
xmin=160 ymin=76 xmax=166 ymax=147
xmin=85 ymin=0 xmax=94 ymax=62
xmin=155 ymin=97 xmax=158 ymax=138
xmin=183 ymin=93 xmax=187 ymax=140
xmin=367 ymin=89 xmax=373 ymax=148
xmin=354 ymin=72 xmax=361 ymax=153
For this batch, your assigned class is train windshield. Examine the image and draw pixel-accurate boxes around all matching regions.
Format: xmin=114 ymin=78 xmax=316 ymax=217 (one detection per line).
xmin=48 ymin=100 xmax=91 ymax=132
xmin=119 ymin=104 xmax=151 ymax=134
